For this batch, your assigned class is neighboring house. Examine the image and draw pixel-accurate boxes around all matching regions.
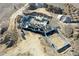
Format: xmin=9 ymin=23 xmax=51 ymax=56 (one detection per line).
xmin=57 ymin=15 xmax=72 ymax=23
xmin=29 ymin=3 xmax=48 ymax=10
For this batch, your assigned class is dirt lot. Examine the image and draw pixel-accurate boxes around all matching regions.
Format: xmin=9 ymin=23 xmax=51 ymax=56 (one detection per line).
xmin=0 ymin=3 xmax=79 ymax=56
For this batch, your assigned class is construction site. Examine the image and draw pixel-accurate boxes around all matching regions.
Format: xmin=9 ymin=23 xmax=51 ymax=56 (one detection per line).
xmin=0 ymin=3 xmax=79 ymax=56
